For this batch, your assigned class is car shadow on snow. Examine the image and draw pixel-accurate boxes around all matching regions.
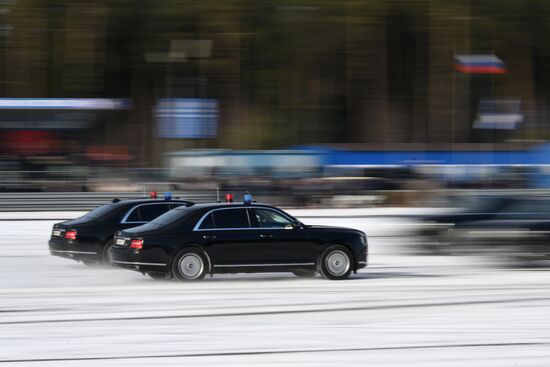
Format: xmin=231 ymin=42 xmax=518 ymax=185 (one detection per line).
xmin=349 ymin=271 xmax=444 ymax=280
xmin=145 ymin=271 xmax=444 ymax=282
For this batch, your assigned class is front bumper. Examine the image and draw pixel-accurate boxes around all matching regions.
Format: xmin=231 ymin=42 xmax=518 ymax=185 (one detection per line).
xmin=49 ymin=239 xmax=101 ymax=262
xmin=359 ymin=234 xmax=369 ymax=270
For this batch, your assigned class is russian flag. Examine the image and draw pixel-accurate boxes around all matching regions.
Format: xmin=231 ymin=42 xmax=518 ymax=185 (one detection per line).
xmin=454 ymin=54 xmax=507 ymax=74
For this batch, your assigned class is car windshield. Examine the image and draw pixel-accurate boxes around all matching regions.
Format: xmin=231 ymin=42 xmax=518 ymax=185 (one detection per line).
xmin=79 ymin=204 xmax=116 ymax=219
xmin=494 ymin=200 xmax=550 ymax=219
xmin=460 ymin=197 xmax=512 ymax=213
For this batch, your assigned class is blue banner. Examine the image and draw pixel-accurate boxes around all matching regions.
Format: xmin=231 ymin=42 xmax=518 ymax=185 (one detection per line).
xmin=156 ymin=98 xmax=218 ymax=138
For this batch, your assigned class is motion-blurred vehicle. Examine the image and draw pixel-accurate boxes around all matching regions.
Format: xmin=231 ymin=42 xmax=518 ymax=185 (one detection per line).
xmin=416 ymin=195 xmax=518 ymax=253
xmin=111 ymin=198 xmax=368 ymax=280
xmin=447 ymin=198 xmax=550 ymax=264
xmin=48 ymin=195 xmax=193 ymax=265
xmin=417 ymin=196 xmax=550 ymax=264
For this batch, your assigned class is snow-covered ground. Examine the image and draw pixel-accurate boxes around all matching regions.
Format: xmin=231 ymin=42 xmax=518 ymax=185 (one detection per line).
xmin=1 ymin=210 xmax=549 ymax=366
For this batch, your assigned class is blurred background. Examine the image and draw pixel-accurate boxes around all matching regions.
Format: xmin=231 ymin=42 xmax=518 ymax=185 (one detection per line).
xmin=2 ymin=3 xmax=550 ymax=363
xmin=2 ymin=0 xmax=550 ymax=207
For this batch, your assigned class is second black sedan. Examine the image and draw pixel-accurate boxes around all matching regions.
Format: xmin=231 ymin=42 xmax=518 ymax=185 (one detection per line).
xmin=111 ymin=203 xmax=368 ymax=280
xmin=443 ymin=198 xmax=550 ymax=264
xmin=49 ymin=197 xmax=193 ymax=265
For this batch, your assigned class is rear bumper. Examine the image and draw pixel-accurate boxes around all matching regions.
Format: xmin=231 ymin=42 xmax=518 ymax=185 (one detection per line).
xmin=110 ymin=247 xmax=169 ymax=273
xmin=49 ymin=239 xmax=101 ymax=262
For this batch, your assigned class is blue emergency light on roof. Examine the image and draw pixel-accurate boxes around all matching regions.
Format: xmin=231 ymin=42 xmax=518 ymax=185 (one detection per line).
xmin=164 ymin=192 xmax=172 ymax=200
xmin=243 ymin=194 xmax=253 ymax=205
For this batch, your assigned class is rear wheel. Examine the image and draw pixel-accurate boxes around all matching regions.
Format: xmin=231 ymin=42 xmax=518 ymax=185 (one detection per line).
xmin=319 ymin=245 xmax=353 ymax=280
xmin=171 ymin=248 xmax=208 ymax=281
xmin=102 ymin=240 xmax=115 ymax=266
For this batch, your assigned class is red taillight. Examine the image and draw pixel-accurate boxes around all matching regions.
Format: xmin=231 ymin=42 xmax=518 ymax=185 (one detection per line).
xmin=64 ymin=230 xmax=77 ymax=240
xmin=130 ymin=239 xmax=143 ymax=249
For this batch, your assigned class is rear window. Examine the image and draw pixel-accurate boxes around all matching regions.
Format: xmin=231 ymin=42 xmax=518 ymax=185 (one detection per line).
xmin=150 ymin=207 xmax=193 ymax=225
xmin=80 ymin=204 xmax=116 ymax=219
xmin=139 ymin=204 xmax=171 ymax=222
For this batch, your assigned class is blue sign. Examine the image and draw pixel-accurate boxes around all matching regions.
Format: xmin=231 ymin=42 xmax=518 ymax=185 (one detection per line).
xmin=156 ymin=98 xmax=218 ymax=138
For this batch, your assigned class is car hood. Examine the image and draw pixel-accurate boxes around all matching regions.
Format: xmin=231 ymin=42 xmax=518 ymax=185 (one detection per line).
xmin=420 ymin=212 xmax=494 ymax=224
xmin=454 ymin=219 xmax=550 ymax=230
xmin=306 ymin=224 xmax=365 ymax=235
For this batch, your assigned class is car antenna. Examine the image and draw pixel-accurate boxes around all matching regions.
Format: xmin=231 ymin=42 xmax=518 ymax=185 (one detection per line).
xmin=216 ymin=186 xmax=220 ymax=203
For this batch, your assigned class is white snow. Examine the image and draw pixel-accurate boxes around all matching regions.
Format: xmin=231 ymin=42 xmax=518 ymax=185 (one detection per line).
xmin=0 ymin=210 xmax=549 ymax=366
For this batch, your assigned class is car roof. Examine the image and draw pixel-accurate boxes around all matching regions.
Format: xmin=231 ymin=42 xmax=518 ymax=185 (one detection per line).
xmin=112 ymin=198 xmax=193 ymax=206
xmin=174 ymin=202 xmax=274 ymax=212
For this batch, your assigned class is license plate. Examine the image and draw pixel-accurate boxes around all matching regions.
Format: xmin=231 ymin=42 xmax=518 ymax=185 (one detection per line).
xmin=116 ymin=238 xmax=126 ymax=245
xmin=52 ymin=230 xmax=61 ymax=237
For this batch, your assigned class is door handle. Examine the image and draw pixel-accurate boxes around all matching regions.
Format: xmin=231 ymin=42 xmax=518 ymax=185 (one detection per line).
xmin=260 ymin=234 xmax=273 ymax=238
xmin=203 ymin=235 xmax=217 ymax=239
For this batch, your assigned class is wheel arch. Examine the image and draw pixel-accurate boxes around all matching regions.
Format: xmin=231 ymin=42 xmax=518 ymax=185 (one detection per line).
xmin=100 ymin=236 xmax=116 ymax=264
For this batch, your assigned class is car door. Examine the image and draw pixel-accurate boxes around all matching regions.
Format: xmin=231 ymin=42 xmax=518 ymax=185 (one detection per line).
xmin=197 ymin=208 xmax=259 ymax=266
xmin=248 ymin=207 xmax=318 ymax=265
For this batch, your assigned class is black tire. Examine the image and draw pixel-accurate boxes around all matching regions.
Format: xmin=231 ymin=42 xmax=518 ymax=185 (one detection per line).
xmin=171 ymin=248 xmax=208 ymax=281
xmin=147 ymin=272 xmax=169 ymax=280
xmin=319 ymin=245 xmax=353 ymax=280
xmin=293 ymin=270 xmax=316 ymax=278
xmin=102 ymin=240 xmax=115 ymax=266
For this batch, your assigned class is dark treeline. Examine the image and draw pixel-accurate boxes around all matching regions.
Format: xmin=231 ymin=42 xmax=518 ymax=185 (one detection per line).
xmin=1 ymin=0 xmax=549 ymax=164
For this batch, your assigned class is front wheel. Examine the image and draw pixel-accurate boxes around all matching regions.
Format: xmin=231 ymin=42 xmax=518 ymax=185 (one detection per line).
xmin=319 ymin=245 xmax=353 ymax=280
xmin=171 ymin=248 xmax=208 ymax=281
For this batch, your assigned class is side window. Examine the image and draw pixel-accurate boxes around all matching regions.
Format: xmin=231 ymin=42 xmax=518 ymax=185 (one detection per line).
xmin=126 ymin=207 xmax=141 ymax=222
xmin=253 ymin=208 xmax=293 ymax=228
xmin=139 ymin=204 xmax=171 ymax=222
xmin=213 ymin=209 xmax=250 ymax=229
xmin=198 ymin=213 xmax=215 ymax=229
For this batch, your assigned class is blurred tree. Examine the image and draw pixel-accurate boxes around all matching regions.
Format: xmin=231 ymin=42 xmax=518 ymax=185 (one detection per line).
xmin=1 ymin=0 xmax=550 ymax=165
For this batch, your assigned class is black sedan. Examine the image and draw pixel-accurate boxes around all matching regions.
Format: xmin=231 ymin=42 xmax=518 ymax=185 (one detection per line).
xmin=111 ymin=203 xmax=368 ymax=280
xmin=415 ymin=195 xmax=520 ymax=254
xmin=49 ymin=198 xmax=193 ymax=265
xmin=445 ymin=198 xmax=550 ymax=263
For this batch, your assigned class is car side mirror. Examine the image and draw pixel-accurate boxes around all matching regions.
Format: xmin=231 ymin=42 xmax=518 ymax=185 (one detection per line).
xmin=285 ymin=221 xmax=301 ymax=230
